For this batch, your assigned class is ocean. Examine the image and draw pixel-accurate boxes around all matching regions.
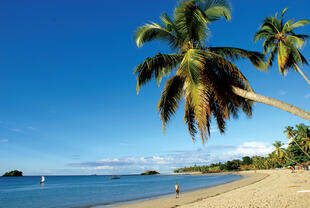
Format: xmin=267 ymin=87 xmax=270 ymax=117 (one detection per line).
xmin=0 ymin=174 xmax=242 ymax=208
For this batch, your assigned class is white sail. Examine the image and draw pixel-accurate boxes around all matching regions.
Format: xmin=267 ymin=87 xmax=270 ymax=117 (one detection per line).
xmin=40 ymin=176 xmax=45 ymax=183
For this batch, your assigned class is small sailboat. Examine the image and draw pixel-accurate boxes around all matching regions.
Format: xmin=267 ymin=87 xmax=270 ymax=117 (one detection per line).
xmin=40 ymin=176 xmax=45 ymax=183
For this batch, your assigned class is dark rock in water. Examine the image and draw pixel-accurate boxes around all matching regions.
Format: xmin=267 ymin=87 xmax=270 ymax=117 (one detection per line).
xmin=140 ymin=170 xmax=159 ymax=175
xmin=2 ymin=170 xmax=23 ymax=177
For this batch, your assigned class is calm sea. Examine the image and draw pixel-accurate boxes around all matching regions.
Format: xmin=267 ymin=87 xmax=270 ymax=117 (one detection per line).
xmin=0 ymin=174 xmax=241 ymax=208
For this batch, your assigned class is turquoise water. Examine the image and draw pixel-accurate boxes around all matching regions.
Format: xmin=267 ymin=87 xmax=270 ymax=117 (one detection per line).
xmin=0 ymin=174 xmax=242 ymax=208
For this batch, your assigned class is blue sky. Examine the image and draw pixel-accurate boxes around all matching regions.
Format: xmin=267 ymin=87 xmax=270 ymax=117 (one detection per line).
xmin=0 ymin=0 xmax=310 ymax=175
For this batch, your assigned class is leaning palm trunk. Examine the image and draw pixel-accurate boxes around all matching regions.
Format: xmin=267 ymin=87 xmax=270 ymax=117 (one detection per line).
xmin=284 ymin=155 xmax=300 ymax=165
xmin=291 ymin=137 xmax=310 ymax=159
xmin=232 ymin=86 xmax=310 ymax=121
xmin=294 ymin=64 xmax=310 ymax=86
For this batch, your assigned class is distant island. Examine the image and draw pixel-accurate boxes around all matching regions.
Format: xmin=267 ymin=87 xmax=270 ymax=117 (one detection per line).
xmin=140 ymin=170 xmax=159 ymax=175
xmin=2 ymin=170 xmax=23 ymax=177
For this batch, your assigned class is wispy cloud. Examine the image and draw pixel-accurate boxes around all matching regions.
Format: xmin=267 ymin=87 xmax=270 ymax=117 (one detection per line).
xmin=27 ymin=126 xmax=36 ymax=131
xmin=68 ymin=142 xmax=273 ymax=174
xmin=279 ymin=90 xmax=286 ymax=96
xmin=305 ymin=93 xmax=310 ymax=99
xmin=10 ymin=128 xmax=22 ymax=132
xmin=0 ymin=139 xmax=8 ymax=143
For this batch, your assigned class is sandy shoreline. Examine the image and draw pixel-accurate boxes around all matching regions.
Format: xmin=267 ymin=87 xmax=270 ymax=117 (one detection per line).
xmin=93 ymin=169 xmax=310 ymax=208
xmin=180 ymin=169 xmax=310 ymax=208
xmin=92 ymin=171 xmax=267 ymax=208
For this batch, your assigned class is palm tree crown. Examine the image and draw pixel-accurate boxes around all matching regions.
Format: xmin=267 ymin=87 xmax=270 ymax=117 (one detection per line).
xmin=134 ymin=0 xmax=265 ymax=142
xmin=284 ymin=125 xmax=310 ymax=159
xmin=272 ymin=141 xmax=285 ymax=160
xmin=254 ymin=8 xmax=310 ymax=84
xmin=295 ymin=124 xmax=310 ymax=153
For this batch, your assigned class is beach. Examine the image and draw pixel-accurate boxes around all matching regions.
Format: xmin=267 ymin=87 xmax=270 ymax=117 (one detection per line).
xmin=106 ymin=169 xmax=310 ymax=208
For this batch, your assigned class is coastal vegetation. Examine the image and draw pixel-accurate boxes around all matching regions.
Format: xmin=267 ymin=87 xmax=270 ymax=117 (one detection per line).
xmin=141 ymin=170 xmax=160 ymax=175
xmin=2 ymin=170 xmax=23 ymax=177
xmin=134 ymin=0 xmax=310 ymax=143
xmin=174 ymin=124 xmax=310 ymax=173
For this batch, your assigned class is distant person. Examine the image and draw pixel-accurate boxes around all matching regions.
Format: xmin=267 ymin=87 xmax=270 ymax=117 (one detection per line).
xmin=175 ymin=183 xmax=180 ymax=198
xmin=290 ymin=166 xmax=295 ymax=173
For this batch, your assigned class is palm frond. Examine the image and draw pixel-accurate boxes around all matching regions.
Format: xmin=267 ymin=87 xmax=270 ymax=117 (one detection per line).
xmin=134 ymin=53 xmax=183 ymax=93
xmin=260 ymin=17 xmax=281 ymax=34
xmin=290 ymin=47 xmax=309 ymax=68
xmin=288 ymin=19 xmax=310 ymax=31
xmin=184 ymin=97 xmax=198 ymax=141
xmin=185 ymin=83 xmax=211 ymax=143
xmin=210 ymin=101 xmax=226 ymax=134
xmin=178 ymin=49 xmax=207 ymax=85
xmin=207 ymin=52 xmax=253 ymax=91
xmin=262 ymin=37 xmax=276 ymax=54
xmin=158 ymin=75 xmax=185 ymax=132
xmin=200 ymin=0 xmax=231 ymax=21
xmin=208 ymin=47 xmax=266 ymax=70
xmin=291 ymin=34 xmax=310 ymax=39
xmin=278 ymin=41 xmax=290 ymax=74
xmin=254 ymin=29 xmax=275 ymax=42
xmin=266 ymin=45 xmax=278 ymax=68
xmin=135 ymin=22 xmax=178 ymax=48
xmin=280 ymin=8 xmax=288 ymax=27
xmin=286 ymin=35 xmax=306 ymax=49
xmin=174 ymin=1 xmax=208 ymax=44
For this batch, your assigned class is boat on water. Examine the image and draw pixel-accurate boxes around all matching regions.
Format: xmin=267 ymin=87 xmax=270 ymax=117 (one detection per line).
xmin=108 ymin=175 xmax=120 ymax=179
xmin=40 ymin=176 xmax=45 ymax=183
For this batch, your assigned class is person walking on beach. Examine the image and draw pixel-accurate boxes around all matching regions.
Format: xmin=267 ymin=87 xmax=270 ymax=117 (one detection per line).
xmin=175 ymin=183 xmax=180 ymax=198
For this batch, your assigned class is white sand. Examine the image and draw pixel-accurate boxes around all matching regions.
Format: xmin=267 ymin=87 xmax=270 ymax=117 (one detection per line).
xmin=180 ymin=169 xmax=310 ymax=208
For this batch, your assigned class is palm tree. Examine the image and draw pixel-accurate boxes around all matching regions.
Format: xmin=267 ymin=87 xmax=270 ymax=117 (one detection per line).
xmin=300 ymin=131 xmax=310 ymax=152
xmin=254 ymin=8 xmax=310 ymax=85
xmin=272 ymin=141 xmax=285 ymax=159
xmin=272 ymin=140 xmax=300 ymax=165
xmin=272 ymin=141 xmax=285 ymax=165
xmin=295 ymin=124 xmax=310 ymax=156
xmin=134 ymin=0 xmax=310 ymax=142
xmin=284 ymin=125 xmax=310 ymax=159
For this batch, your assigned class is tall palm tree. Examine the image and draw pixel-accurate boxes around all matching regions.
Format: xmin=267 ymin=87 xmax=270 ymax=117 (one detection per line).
xmin=295 ymin=124 xmax=310 ymax=155
xmin=272 ymin=140 xmax=299 ymax=165
xmin=272 ymin=141 xmax=285 ymax=159
xmin=254 ymin=8 xmax=310 ymax=85
xmin=284 ymin=125 xmax=310 ymax=159
xmin=300 ymin=131 xmax=310 ymax=152
xmin=134 ymin=0 xmax=310 ymax=142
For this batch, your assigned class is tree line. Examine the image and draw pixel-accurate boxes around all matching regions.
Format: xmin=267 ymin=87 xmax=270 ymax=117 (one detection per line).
xmin=174 ymin=123 xmax=310 ymax=173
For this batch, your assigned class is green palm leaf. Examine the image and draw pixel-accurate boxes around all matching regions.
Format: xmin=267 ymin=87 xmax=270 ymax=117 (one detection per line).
xmin=135 ymin=22 xmax=178 ymax=48
xmin=179 ymin=49 xmax=207 ymax=85
xmin=288 ymin=19 xmax=310 ymax=31
xmin=194 ymin=0 xmax=231 ymax=21
xmin=184 ymin=98 xmax=198 ymax=141
xmin=174 ymin=1 xmax=208 ymax=44
xmin=134 ymin=53 xmax=183 ymax=93
xmin=208 ymin=47 xmax=266 ymax=70
xmin=158 ymin=75 xmax=185 ymax=131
